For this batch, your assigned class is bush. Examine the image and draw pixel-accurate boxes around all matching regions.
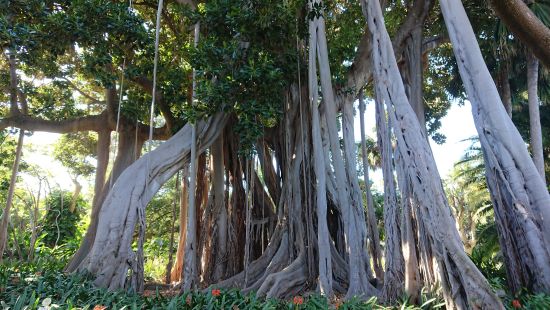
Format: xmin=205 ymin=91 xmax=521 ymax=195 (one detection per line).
xmin=41 ymin=190 xmax=84 ymax=248
xmin=0 ymin=261 xmax=449 ymax=310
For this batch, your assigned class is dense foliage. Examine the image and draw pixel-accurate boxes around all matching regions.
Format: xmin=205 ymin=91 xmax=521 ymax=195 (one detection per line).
xmin=41 ymin=190 xmax=84 ymax=247
xmin=0 ymin=261 xmax=448 ymax=310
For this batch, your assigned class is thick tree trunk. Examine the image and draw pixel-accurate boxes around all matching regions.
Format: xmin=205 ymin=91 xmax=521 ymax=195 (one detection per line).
xmin=527 ymin=53 xmax=546 ymax=183
xmin=363 ymin=0 xmax=504 ymax=307
xmin=441 ymin=0 xmax=550 ymax=294
xmin=394 ymin=145 xmax=423 ymax=303
xmin=77 ymin=114 xmax=227 ymax=290
xmin=0 ymin=129 xmax=24 ymax=261
xmin=65 ymin=129 xmax=110 ymax=272
xmin=402 ymin=26 xmax=427 ymax=134
xmin=342 ymin=99 xmax=374 ymax=283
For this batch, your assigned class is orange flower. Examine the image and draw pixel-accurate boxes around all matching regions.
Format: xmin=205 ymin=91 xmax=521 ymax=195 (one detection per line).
xmin=292 ymin=296 xmax=304 ymax=305
xmin=212 ymin=289 xmax=221 ymax=297
xmin=93 ymin=306 xmax=107 ymax=310
xmin=186 ymin=295 xmax=192 ymax=305
xmin=512 ymin=299 xmax=522 ymax=309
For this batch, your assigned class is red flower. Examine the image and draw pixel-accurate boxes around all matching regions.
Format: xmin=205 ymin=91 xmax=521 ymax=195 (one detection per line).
xmin=293 ymin=296 xmax=304 ymax=305
xmin=212 ymin=289 xmax=221 ymax=297
xmin=93 ymin=306 xmax=107 ymax=310
xmin=186 ymin=295 xmax=192 ymax=305
xmin=512 ymin=299 xmax=522 ymax=309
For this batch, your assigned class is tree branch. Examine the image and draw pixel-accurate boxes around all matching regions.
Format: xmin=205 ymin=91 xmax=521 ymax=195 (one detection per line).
xmin=0 ymin=112 xmax=109 ymax=133
xmin=61 ymin=78 xmax=105 ymax=104
xmin=489 ymin=0 xmax=550 ymax=68
xmin=422 ymin=35 xmax=449 ymax=54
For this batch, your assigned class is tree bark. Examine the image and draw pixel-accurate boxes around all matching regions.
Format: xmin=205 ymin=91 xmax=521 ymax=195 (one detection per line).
xmin=313 ymin=0 xmax=376 ymax=298
xmin=488 ymin=0 xmax=550 ymax=69
xmin=376 ymin=95 xmax=405 ymax=303
xmin=358 ymin=95 xmax=383 ymax=282
xmin=402 ymin=26 xmax=427 ymax=134
xmin=497 ymin=63 xmax=513 ymax=118
xmin=527 ymin=52 xmax=546 ymax=183
xmin=77 ymin=114 xmax=227 ymax=290
xmin=308 ymin=18 xmax=333 ymax=296
xmin=211 ymin=135 xmax=227 ymax=282
xmin=65 ymin=129 xmax=110 ymax=272
xmin=363 ymin=0 xmax=504 ymax=307
xmin=182 ymin=21 xmax=201 ymax=292
xmin=69 ymin=179 xmax=82 ymax=213
xmin=441 ymin=0 xmax=550 ymax=294
xmin=170 ymin=169 xmax=188 ymax=282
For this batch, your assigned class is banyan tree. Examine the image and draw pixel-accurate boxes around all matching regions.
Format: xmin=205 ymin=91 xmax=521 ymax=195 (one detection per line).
xmin=2 ymin=0 xmax=550 ymax=309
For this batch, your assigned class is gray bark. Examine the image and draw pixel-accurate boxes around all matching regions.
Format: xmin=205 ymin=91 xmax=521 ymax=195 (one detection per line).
xmin=363 ymin=0 xmax=504 ymax=307
xmin=403 ymin=26 xmax=427 ymax=134
xmin=375 ymin=96 xmax=405 ymax=303
xmin=77 ymin=114 xmax=227 ymax=290
xmin=182 ymin=21 xmax=201 ymax=292
xmin=441 ymin=0 xmax=550 ymax=294
xmin=308 ymin=15 xmax=333 ymax=297
xmin=313 ymin=1 xmax=376 ymax=298
xmin=211 ymin=136 xmax=228 ymax=282
xmin=358 ymin=95 xmax=383 ymax=281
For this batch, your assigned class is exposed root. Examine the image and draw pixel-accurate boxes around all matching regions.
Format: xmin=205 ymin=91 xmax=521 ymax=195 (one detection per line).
xmin=257 ymin=253 xmax=308 ymax=298
xmin=211 ymin=226 xmax=285 ymax=289
xmin=243 ymin=232 xmax=289 ymax=294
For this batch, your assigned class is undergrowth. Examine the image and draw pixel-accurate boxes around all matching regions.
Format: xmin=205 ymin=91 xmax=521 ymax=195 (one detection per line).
xmin=1 ymin=259 xmax=548 ymax=309
xmin=0 ymin=259 xmax=443 ymax=310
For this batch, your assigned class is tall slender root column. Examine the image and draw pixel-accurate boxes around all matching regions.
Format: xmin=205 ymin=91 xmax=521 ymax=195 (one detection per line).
xmin=182 ymin=21 xmax=201 ymax=291
xmin=311 ymin=0 xmax=376 ymax=299
xmin=362 ymin=0 xmax=504 ymax=307
xmin=308 ymin=11 xmax=333 ymax=296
